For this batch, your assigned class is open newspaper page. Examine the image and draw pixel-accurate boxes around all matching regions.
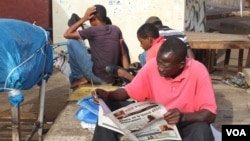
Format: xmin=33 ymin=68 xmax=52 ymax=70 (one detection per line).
xmin=98 ymin=99 xmax=182 ymax=141
xmin=98 ymin=106 xmax=125 ymax=135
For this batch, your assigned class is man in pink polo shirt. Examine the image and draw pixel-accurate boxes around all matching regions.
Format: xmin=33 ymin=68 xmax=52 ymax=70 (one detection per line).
xmin=92 ymin=37 xmax=217 ymax=141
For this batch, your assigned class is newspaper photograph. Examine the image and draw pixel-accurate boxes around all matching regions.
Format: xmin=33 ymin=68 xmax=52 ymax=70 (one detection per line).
xmin=98 ymin=99 xmax=182 ymax=141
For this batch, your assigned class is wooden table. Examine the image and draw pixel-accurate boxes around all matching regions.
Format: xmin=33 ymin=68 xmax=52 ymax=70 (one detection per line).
xmin=185 ymin=32 xmax=250 ymax=78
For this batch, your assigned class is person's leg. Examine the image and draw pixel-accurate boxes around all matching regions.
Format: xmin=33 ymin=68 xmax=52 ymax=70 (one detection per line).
xmin=177 ymin=122 xmax=214 ymax=141
xmin=92 ymin=100 xmax=133 ymax=141
xmin=67 ymin=39 xmax=106 ymax=85
xmin=105 ymin=65 xmax=134 ymax=82
xmin=92 ymin=124 xmax=121 ymax=141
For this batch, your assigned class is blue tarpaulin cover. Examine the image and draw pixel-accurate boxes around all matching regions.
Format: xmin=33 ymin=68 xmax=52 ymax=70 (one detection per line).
xmin=0 ymin=18 xmax=53 ymax=107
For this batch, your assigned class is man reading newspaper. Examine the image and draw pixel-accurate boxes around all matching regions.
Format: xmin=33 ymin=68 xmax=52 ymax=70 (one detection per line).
xmin=92 ymin=37 xmax=217 ymax=141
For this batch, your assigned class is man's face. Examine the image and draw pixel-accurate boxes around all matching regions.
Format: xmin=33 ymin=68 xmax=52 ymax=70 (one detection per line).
xmin=137 ymin=36 xmax=153 ymax=51
xmin=156 ymin=52 xmax=183 ymax=78
xmin=89 ymin=16 xmax=98 ymax=26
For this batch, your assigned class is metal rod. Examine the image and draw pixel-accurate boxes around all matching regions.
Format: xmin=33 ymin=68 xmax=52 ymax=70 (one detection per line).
xmin=38 ymin=79 xmax=46 ymax=141
xmin=11 ymin=106 xmax=20 ymax=141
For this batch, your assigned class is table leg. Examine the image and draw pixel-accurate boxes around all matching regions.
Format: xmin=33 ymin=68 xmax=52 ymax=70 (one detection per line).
xmin=245 ymin=49 xmax=250 ymax=68
xmin=223 ymin=49 xmax=231 ymax=79
xmin=238 ymin=49 xmax=244 ymax=72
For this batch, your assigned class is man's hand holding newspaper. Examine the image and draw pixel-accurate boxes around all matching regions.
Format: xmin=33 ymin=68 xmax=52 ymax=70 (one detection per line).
xmin=97 ymin=98 xmax=182 ymax=141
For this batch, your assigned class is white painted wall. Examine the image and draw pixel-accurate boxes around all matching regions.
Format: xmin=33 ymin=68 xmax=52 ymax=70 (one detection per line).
xmin=52 ymin=0 xmax=185 ymax=62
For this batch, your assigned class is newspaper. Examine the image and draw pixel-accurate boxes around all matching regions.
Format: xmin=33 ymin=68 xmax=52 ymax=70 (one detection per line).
xmin=98 ymin=99 xmax=182 ymax=141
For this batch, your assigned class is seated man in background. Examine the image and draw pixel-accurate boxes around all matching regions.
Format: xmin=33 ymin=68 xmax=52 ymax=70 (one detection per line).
xmin=145 ymin=16 xmax=194 ymax=58
xmin=106 ymin=23 xmax=165 ymax=82
xmin=107 ymin=16 xmax=195 ymax=83
xmin=64 ymin=4 xmax=130 ymax=88
xmin=92 ymin=37 xmax=217 ymax=141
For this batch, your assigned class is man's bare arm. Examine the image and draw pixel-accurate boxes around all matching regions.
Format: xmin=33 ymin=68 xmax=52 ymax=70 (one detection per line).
xmin=64 ymin=6 xmax=96 ymax=39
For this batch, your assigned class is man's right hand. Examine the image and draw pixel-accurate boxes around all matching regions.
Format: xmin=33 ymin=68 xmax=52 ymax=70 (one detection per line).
xmin=83 ymin=6 xmax=96 ymax=20
xmin=91 ymin=88 xmax=109 ymax=104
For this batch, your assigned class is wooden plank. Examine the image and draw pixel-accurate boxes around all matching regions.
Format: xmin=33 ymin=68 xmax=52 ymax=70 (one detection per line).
xmin=188 ymin=42 xmax=250 ymax=49
xmin=185 ymin=32 xmax=250 ymax=49
xmin=185 ymin=32 xmax=250 ymax=42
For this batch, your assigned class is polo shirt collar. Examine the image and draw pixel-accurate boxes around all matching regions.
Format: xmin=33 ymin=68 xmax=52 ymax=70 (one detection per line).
xmin=152 ymin=36 xmax=165 ymax=45
xmin=172 ymin=58 xmax=192 ymax=81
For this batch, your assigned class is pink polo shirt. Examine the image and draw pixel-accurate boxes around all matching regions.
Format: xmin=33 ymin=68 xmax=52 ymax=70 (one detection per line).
xmin=146 ymin=36 xmax=165 ymax=62
xmin=125 ymin=58 xmax=217 ymax=114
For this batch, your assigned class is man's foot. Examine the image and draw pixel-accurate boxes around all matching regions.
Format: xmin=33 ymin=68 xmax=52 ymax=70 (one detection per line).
xmin=70 ymin=77 xmax=88 ymax=89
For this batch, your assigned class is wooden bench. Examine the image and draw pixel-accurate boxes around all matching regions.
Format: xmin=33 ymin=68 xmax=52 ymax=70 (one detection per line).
xmin=185 ymin=32 xmax=250 ymax=78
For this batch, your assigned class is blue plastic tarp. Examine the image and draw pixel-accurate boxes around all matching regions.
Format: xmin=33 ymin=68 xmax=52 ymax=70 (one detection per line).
xmin=0 ymin=18 xmax=53 ymax=92
xmin=75 ymin=96 xmax=99 ymax=124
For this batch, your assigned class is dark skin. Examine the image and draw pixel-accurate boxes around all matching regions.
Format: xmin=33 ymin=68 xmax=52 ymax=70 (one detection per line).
xmin=92 ymin=51 xmax=216 ymax=125
xmin=64 ymin=6 xmax=98 ymax=39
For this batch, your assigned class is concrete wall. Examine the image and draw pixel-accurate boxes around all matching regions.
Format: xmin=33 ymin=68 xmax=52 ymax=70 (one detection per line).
xmin=185 ymin=0 xmax=208 ymax=66
xmin=0 ymin=0 xmax=52 ymax=29
xmin=185 ymin=0 xmax=206 ymax=32
xmin=52 ymin=0 xmax=206 ymax=62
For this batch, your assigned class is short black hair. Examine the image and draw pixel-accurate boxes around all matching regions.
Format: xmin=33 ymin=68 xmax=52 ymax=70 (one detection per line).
xmin=93 ymin=4 xmax=107 ymax=23
xmin=152 ymin=21 xmax=163 ymax=28
xmin=105 ymin=17 xmax=112 ymax=25
xmin=157 ymin=37 xmax=187 ymax=63
xmin=137 ymin=23 xmax=159 ymax=39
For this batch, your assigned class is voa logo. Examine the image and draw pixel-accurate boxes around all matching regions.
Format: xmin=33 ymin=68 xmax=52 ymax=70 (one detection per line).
xmin=226 ymin=129 xmax=246 ymax=136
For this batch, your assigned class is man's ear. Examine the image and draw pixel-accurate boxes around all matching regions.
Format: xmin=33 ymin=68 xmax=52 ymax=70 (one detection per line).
xmin=179 ymin=61 xmax=185 ymax=69
xmin=148 ymin=37 xmax=154 ymax=44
